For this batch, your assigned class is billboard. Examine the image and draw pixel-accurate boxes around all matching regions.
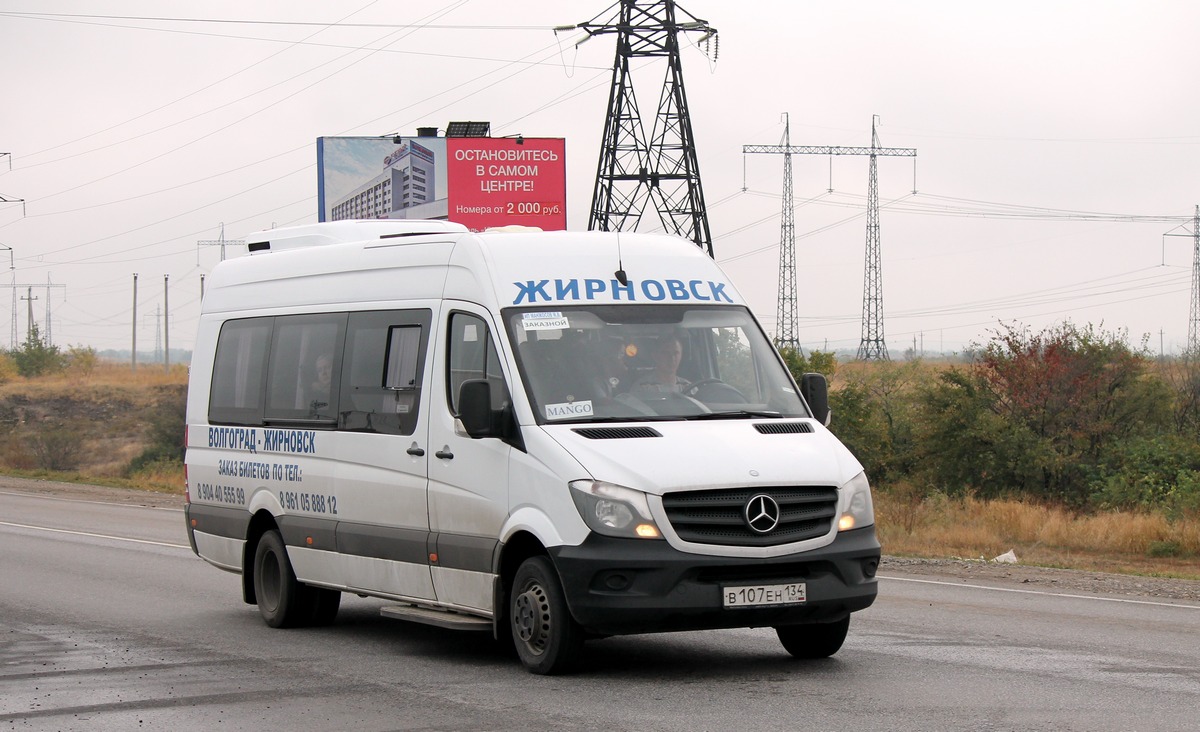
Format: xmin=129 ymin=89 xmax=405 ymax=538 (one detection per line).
xmin=317 ymin=135 xmax=566 ymax=231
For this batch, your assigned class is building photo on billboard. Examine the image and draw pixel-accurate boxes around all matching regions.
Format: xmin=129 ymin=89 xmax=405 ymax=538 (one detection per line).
xmin=318 ymin=125 xmax=566 ymax=231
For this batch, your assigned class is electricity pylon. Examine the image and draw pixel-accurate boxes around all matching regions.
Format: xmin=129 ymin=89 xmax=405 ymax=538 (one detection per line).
xmin=565 ymin=0 xmax=717 ymax=256
xmin=197 ymin=222 xmax=245 ymax=262
xmin=740 ymin=114 xmax=800 ymax=352
xmin=745 ymin=115 xmax=916 ymax=360
xmin=1165 ymin=204 xmax=1200 ymax=354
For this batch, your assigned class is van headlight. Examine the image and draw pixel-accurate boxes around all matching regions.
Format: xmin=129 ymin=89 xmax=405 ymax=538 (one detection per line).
xmin=569 ymin=480 xmax=663 ymax=540
xmin=837 ymin=471 xmax=875 ymax=532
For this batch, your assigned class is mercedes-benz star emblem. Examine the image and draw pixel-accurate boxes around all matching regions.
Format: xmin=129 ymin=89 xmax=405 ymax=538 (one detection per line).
xmin=744 ymin=494 xmax=780 ymax=534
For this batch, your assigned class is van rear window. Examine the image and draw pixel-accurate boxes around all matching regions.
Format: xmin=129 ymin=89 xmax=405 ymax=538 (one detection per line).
xmin=208 ymin=310 xmax=429 ymax=432
xmin=209 ymin=319 xmax=273 ymax=426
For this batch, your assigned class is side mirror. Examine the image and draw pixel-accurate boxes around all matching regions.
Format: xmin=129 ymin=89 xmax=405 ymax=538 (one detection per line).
xmin=799 ymin=372 xmax=831 ymax=426
xmin=457 ymin=379 xmax=496 ymax=437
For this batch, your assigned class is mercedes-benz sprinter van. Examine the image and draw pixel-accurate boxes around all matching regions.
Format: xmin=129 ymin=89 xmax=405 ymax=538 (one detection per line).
xmin=184 ymin=219 xmax=879 ymax=674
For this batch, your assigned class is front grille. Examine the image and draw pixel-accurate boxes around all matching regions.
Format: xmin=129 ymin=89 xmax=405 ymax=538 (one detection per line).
xmin=661 ymin=486 xmax=838 ymax=547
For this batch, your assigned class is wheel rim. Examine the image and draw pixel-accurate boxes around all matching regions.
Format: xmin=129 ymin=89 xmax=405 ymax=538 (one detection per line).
xmin=513 ymin=583 xmax=550 ymax=655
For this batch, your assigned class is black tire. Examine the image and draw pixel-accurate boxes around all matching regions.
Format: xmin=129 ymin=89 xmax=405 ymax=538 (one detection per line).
xmin=509 ymin=556 xmax=584 ymax=675
xmin=253 ymin=530 xmax=306 ymax=628
xmin=306 ymin=587 xmax=342 ymax=626
xmin=776 ymin=616 xmax=850 ymax=659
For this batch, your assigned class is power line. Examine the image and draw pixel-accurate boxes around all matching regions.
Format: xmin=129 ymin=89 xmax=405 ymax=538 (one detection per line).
xmin=0 ymin=11 xmax=552 ymax=31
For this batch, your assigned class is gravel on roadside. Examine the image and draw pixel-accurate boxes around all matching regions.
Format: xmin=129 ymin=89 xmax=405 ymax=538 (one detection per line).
xmin=881 ymin=555 xmax=1200 ymax=602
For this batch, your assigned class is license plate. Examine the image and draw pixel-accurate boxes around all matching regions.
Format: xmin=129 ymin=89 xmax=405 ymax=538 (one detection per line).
xmin=723 ymin=582 xmax=807 ymax=608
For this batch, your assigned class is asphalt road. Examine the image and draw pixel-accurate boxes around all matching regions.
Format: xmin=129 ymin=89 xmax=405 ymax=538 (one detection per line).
xmin=2 ymin=487 xmax=1198 ymax=731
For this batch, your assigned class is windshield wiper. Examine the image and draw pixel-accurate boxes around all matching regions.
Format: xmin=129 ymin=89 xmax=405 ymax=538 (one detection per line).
xmin=689 ymin=410 xmax=783 ymax=420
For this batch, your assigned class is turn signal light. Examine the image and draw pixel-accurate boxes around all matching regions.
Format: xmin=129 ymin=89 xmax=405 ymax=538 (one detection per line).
xmin=635 ymin=524 xmax=660 ymax=538
xmin=838 ymin=514 xmax=856 ymax=532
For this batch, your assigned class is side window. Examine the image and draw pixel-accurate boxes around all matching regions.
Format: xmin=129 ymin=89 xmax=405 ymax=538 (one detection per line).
xmin=339 ymin=310 xmax=431 ymax=435
xmin=711 ymin=326 xmax=764 ymax=400
xmin=265 ymin=313 xmax=347 ymax=423
xmin=209 ymin=318 xmax=272 ymax=425
xmin=447 ymin=311 xmax=509 ymax=414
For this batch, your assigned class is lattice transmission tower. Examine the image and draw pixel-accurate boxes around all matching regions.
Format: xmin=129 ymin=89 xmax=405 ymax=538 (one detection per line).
xmin=858 ymin=118 xmax=889 ymax=360
xmin=1182 ymin=204 xmax=1200 ymax=356
xmin=1162 ymin=204 xmax=1200 ymax=355
xmin=741 ymin=114 xmax=800 ymax=352
xmin=567 ymin=0 xmax=717 ymax=256
xmin=745 ymin=115 xmax=916 ymax=360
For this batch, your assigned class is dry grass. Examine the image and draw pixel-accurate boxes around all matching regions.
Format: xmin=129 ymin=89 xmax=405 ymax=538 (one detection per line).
xmin=875 ymin=488 xmax=1200 ymax=579
xmin=0 ymin=359 xmax=187 ymax=480
xmin=0 ymin=361 xmax=187 ymax=404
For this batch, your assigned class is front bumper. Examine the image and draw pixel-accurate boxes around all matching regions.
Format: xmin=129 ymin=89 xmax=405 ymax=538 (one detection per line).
xmin=548 ymin=525 xmax=880 ymax=636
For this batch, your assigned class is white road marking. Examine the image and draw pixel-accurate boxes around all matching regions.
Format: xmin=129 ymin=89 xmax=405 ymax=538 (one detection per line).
xmin=0 ymin=488 xmax=181 ymax=512
xmin=0 ymin=520 xmax=190 ymax=549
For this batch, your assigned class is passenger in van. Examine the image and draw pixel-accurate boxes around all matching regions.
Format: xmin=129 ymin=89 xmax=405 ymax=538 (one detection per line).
xmin=635 ymin=333 xmax=690 ymax=393
xmin=308 ymin=352 xmax=333 ymax=412
xmin=586 ymin=337 xmax=630 ymax=400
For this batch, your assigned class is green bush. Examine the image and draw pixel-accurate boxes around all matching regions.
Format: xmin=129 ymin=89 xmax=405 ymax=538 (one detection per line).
xmin=918 ymin=322 xmax=1169 ymax=506
xmin=779 ymin=347 xmax=837 ymax=380
xmin=8 ymin=324 xmax=65 ymax=377
xmin=27 ymin=425 xmax=83 ymax=471
xmin=65 ymin=345 xmax=98 ymax=375
xmin=0 ymin=352 xmax=17 ymax=383
xmin=127 ymin=387 xmax=186 ymax=474
xmin=1095 ymin=434 xmax=1200 ymax=515
xmin=829 ymin=360 xmax=927 ymax=484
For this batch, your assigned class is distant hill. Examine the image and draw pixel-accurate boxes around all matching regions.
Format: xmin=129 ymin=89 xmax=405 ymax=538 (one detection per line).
xmin=98 ymin=348 xmax=192 ymax=365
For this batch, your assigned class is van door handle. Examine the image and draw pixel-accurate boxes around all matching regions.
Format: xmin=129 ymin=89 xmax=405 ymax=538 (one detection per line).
xmin=435 ymin=447 xmax=454 ymax=460
xmin=406 ymin=443 xmax=425 ymax=457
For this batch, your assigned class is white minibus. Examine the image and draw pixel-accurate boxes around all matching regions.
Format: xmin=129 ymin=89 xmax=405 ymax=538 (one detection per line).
xmin=184 ymin=219 xmax=879 ymax=674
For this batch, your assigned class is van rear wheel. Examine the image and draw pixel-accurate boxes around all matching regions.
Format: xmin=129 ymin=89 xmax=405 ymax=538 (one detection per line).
xmin=253 ymin=530 xmax=306 ymax=628
xmin=306 ymin=587 xmax=341 ymax=626
xmin=510 ymin=556 xmax=583 ymax=674
xmin=776 ymin=616 xmax=850 ymax=659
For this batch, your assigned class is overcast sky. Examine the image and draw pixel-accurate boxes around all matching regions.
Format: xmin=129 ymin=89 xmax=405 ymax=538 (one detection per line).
xmin=2 ymin=0 xmax=1198 ymax=357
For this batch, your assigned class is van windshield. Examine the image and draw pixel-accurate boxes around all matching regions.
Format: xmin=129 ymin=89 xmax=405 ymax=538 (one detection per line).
xmin=503 ymin=304 xmax=811 ymax=424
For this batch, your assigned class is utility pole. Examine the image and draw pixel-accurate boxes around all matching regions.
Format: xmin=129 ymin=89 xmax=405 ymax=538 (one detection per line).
xmin=746 ymin=115 xmax=916 ymax=361
xmin=21 ymin=287 xmax=36 ymax=340
xmin=0 ymin=242 xmax=12 ymax=348
xmin=740 ymin=113 xmax=800 ymax=352
xmin=163 ymin=275 xmax=170 ymax=371
xmin=1163 ymin=204 xmax=1200 ymax=355
xmin=197 ymin=222 xmax=245 ymax=262
xmin=45 ymin=274 xmax=58 ymax=346
xmin=565 ymin=0 xmax=718 ymax=256
xmin=132 ymin=274 xmax=138 ymax=371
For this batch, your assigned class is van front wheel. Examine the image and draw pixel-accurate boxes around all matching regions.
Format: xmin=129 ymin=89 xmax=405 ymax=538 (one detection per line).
xmin=776 ymin=616 xmax=850 ymax=659
xmin=510 ymin=556 xmax=583 ymax=674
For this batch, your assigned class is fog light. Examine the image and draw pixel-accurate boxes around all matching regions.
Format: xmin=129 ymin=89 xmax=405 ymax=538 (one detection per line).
xmin=862 ymin=558 xmax=878 ymax=578
xmin=603 ymin=573 xmax=631 ymax=591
